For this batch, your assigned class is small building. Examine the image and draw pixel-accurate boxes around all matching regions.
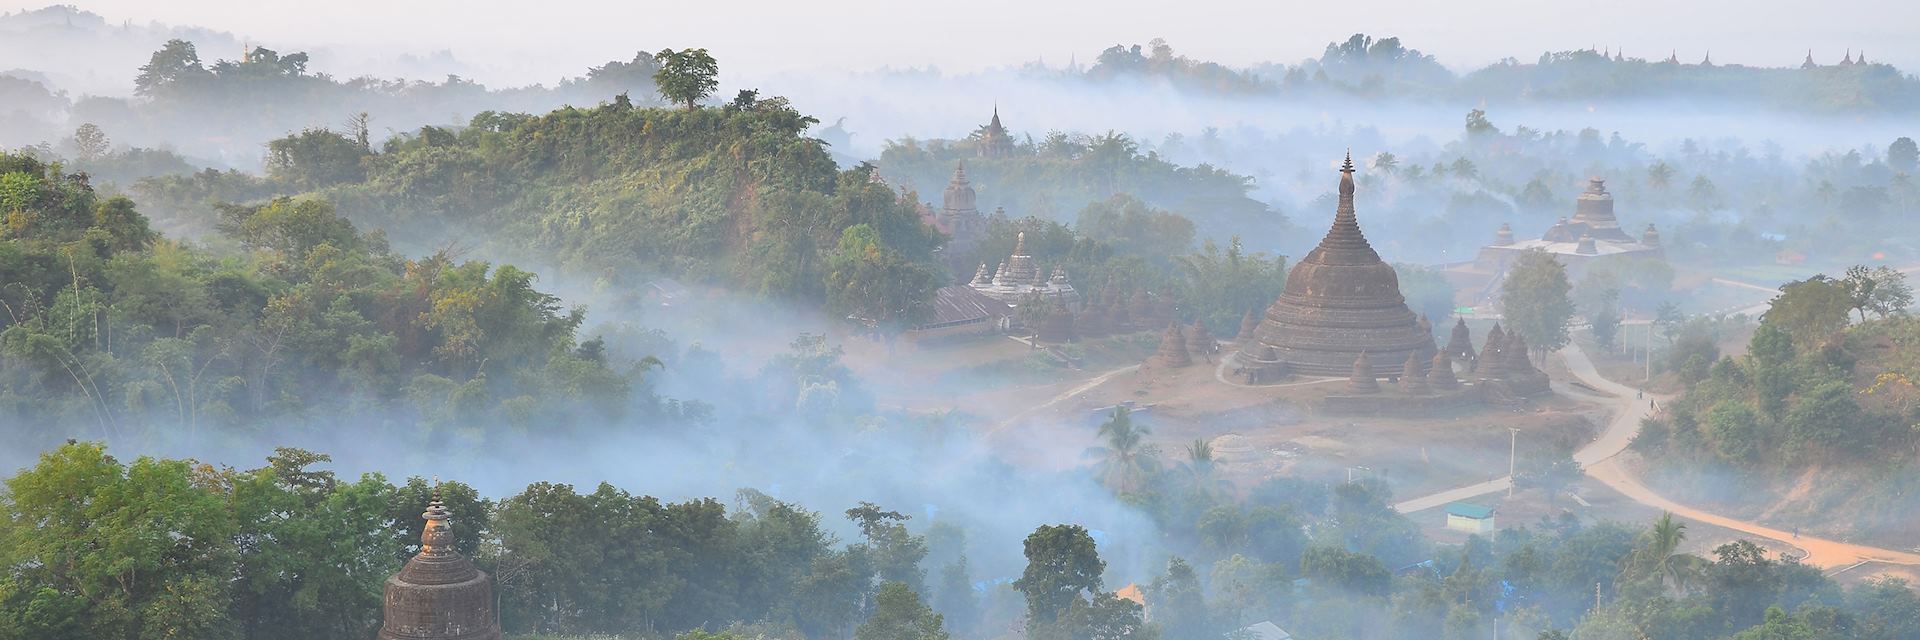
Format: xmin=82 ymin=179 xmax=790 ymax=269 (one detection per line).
xmin=902 ymin=285 xmax=1011 ymax=340
xmin=1445 ymin=502 xmax=1497 ymax=534
xmin=1239 ymin=621 xmax=1295 ymax=640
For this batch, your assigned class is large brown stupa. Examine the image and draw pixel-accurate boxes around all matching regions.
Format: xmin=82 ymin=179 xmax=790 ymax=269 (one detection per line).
xmin=379 ymin=491 xmax=501 ymax=640
xmin=1248 ymin=154 xmax=1434 ymax=376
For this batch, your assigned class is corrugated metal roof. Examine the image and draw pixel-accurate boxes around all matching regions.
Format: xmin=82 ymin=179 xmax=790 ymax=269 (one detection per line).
xmin=921 ymin=285 xmax=1011 ymax=327
xmin=1446 ymin=502 xmax=1495 ymax=519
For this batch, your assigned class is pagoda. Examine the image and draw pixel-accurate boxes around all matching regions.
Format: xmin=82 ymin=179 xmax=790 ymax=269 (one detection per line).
xmin=978 ymin=106 xmax=1015 ymax=158
xmin=971 ymin=231 xmax=1079 ymax=308
xmin=378 ymin=491 xmax=501 ymax=640
xmin=1149 ymin=323 xmax=1193 ymax=368
xmin=1246 ymin=154 xmax=1434 ymax=376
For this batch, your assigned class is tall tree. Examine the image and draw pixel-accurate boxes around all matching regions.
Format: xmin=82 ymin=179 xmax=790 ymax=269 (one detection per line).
xmin=653 ymin=48 xmax=720 ymax=109
xmin=1084 ymin=406 xmax=1160 ymax=493
xmin=1501 ymin=250 xmax=1575 ymax=360
xmin=1761 ymin=275 xmax=1853 ymax=351
xmin=1013 ymin=525 xmax=1105 ymax=629
xmin=854 ymin=582 xmax=949 ymax=640
xmin=1890 ymin=136 xmax=1919 ymax=174
xmin=134 ymin=39 xmax=210 ymax=96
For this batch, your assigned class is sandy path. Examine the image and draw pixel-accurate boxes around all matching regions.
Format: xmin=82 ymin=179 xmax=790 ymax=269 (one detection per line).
xmin=987 ymin=364 xmax=1140 ymax=435
xmin=1396 ymin=342 xmax=1920 ymax=569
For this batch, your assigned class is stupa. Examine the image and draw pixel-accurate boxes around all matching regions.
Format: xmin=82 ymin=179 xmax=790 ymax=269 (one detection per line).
xmin=1398 ymin=351 xmax=1429 ymax=395
xmin=1427 ymin=350 xmax=1459 ymax=389
xmin=1347 ymin=351 xmax=1381 ymax=394
xmin=1150 ymin=323 xmax=1192 ymax=368
xmin=1186 ymin=319 xmax=1215 ymax=360
xmin=1444 ymin=317 xmax=1476 ymax=363
xmin=1247 ymin=154 xmax=1434 ymax=376
xmin=378 ymin=490 xmax=501 ymax=640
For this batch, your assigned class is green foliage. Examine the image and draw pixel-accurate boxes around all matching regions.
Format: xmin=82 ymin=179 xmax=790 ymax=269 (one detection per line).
xmin=1761 ymin=276 xmax=1852 ymax=351
xmin=0 ymin=157 xmax=643 ymax=444
xmin=4 ymin=443 xmax=1915 ymax=640
xmin=1073 ymin=194 xmax=1196 ymax=260
xmin=1501 ymin=250 xmax=1574 ymax=355
xmin=1300 ymin=546 xmax=1390 ymax=596
xmin=1014 ymin=524 xmax=1105 ymax=628
xmin=1394 ymin=263 xmax=1458 ymax=326
xmin=265 ymin=128 xmax=370 ymax=191
xmin=854 ymin=582 xmax=948 ymax=640
xmin=826 ymin=224 xmax=941 ymax=333
xmin=653 ymin=48 xmax=720 ymax=109
xmin=1085 ymin=407 xmax=1160 ymax=493
xmin=878 ymin=129 xmax=1282 ymax=245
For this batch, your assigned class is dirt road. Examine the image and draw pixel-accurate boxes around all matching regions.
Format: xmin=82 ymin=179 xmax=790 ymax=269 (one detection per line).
xmin=1396 ymin=343 xmax=1920 ymax=569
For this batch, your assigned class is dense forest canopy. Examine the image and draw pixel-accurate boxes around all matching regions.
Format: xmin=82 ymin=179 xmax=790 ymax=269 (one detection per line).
xmin=0 ymin=151 xmax=665 ymax=454
xmin=4 ymin=441 xmax=1919 ymax=640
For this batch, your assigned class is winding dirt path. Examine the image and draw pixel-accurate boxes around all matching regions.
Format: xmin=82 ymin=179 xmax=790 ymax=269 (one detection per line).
xmin=1396 ymin=343 xmax=1920 ymax=569
xmin=987 ymin=364 xmax=1140 ymax=435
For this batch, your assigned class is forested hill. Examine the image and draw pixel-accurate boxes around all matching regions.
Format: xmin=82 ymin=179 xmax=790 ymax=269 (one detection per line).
xmin=136 ymin=96 xmax=952 ymax=326
xmin=0 ymin=151 xmax=680 ymax=451
xmin=876 ymin=131 xmax=1288 ymax=247
xmin=1633 ymin=270 xmax=1920 ymax=542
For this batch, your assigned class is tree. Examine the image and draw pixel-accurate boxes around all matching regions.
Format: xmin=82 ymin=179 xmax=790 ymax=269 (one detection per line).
xmin=854 ymin=582 xmax=948 ymax=640
xmin=1842 ymin=265 xmax=1879 ymax=322
xmin=1176 ymin=439 xmax=1231 ymax=502
xmin=1847 ymin=265 xmax=1914 ymax=319
xmin=653 ymin=48 xmax=720 ymax=109
xmin=1647 ymin=162 xmax=1675 ymax=190
xmin=265 ymin=128 xmax=369 ymax=190
xmin=1084 ymin=406 xmax=1160 ymax=492
xmin=931 ymin=555 xmax=978 ymax=638
xmin=1627 ymin=513 xmax=1701 ymax=596
xmin=1890 ymin=136 xmax=1919 ymax=174
xmin=1502 ymin=250 xmax=1575 ymax=360
xmin=70 ymin=123 xmax=109 ymax=160
xmin=824 ymin=224 xmax=940 ymax=336
xmin=1013 ymin=524 xmax=1105 ymax=628
xmin=1591 ymin=298 xmax=1623 ymax=351
xmin=1761 ymin=276 xmax=1853 ymax=351
xmin=135 ymin=39 xmax=209 ymax=96
xmin=1688 ymin=175 xmax=1720 ymax=213
xmin=1464 ymin=108 xmax=1498 ymax=139
xmin=1513 ymin=453 xmax=1582 ymax=510
xmin=1784 ymin=380 xmax=1873 ymax=460
xmin=1149 ymin=558 xmax=1215 ymax=640
xmin=1300 ymin=546 xmax=1390 ymax=596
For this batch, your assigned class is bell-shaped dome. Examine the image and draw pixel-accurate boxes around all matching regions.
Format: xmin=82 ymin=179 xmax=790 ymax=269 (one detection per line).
xmin=1250 ymin=154 xmax=1434 ymax=376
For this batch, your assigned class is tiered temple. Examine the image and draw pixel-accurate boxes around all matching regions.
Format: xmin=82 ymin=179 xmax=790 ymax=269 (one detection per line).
xmin=378 ymin=491 xmax=501 ymax=640
xmin=970 ymin=231 xmax=1080 ymax=309
xmin=1444 ymin=177 xmax=1665 ymax=308
xmin=1244 ymin=154 xmax=1435 ymax=377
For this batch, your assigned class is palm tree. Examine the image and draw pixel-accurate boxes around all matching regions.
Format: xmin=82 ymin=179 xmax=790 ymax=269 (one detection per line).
xmin=1647 ymin=162 xmax=1675 ymax=190
xmin=1084 ymin=406 xmax=1160 ymax=492
xmin=1637 ymin=512 xmax=1700 ymax=595
xmin=1176 ymin=439 xmax=1232 ymax=502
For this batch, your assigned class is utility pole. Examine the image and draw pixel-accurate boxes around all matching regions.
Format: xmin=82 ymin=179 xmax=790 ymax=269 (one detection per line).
xmin=1508 ymin=427 xmax=1520 ymax=497
xmin=1645 ymin=320 xmax=1654 ymax=382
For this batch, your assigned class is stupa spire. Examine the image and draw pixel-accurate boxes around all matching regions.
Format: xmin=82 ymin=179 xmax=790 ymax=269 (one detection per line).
xmin=379 ymin=484 xmax=501 ymax=640
xmin=1310 ymin=151 xmax=1381 ymax=265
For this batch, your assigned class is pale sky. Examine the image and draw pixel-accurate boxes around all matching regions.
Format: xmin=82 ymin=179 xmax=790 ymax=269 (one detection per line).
xmin=7 ymin=0 xmax=1917 ymax=86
